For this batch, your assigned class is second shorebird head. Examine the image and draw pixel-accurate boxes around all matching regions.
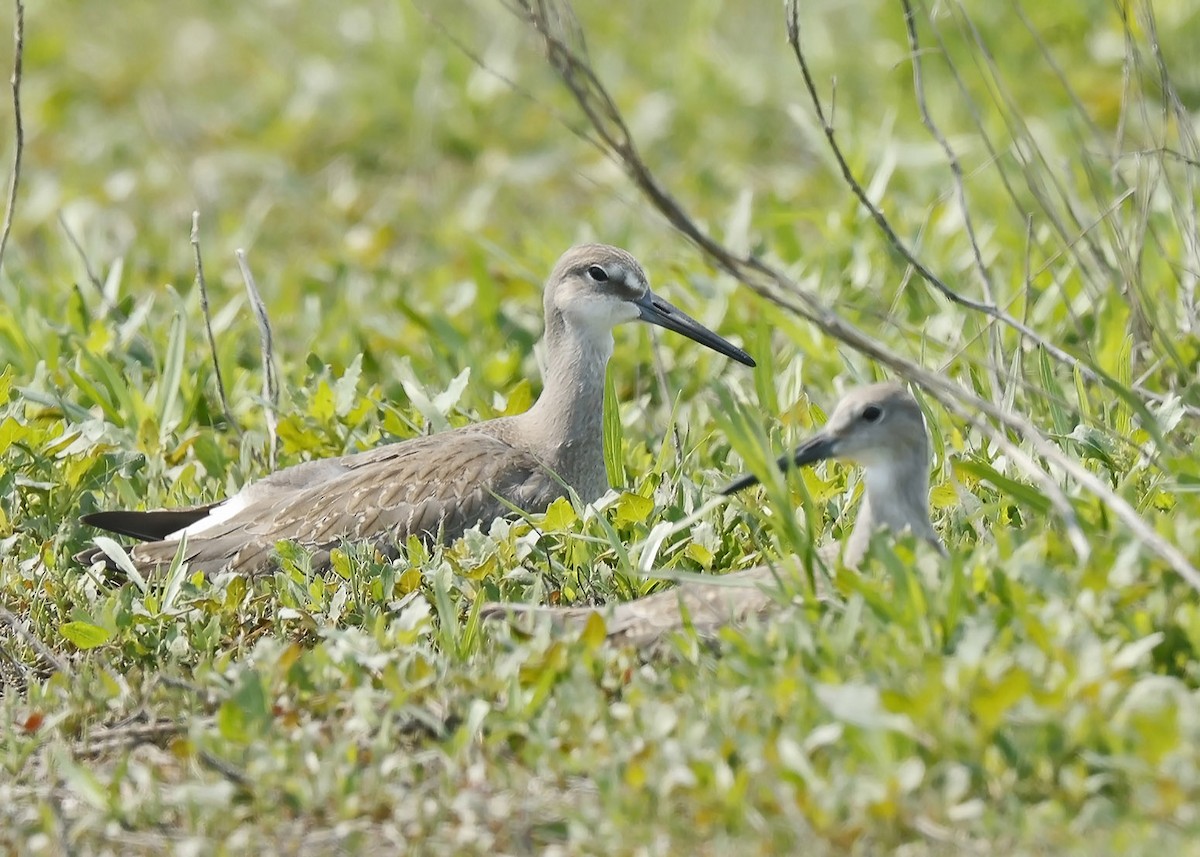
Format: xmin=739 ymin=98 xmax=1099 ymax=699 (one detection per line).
xmin=544 ymin=244 xmax=755 ymax=366
xmin=723 ymin=381 xmax=944 ymax=566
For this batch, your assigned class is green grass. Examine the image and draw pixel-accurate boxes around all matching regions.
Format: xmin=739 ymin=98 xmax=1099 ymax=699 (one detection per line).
xmin=2 ymin=0 xmax=1200 ymax=853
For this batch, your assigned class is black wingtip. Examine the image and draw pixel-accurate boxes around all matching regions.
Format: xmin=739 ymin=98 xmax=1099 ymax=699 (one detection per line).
xmin=78 ymin=508 xmax=214 ymax=542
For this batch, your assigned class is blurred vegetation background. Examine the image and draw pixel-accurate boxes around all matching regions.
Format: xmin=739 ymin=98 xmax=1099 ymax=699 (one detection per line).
xmin=1 ymin=0 xmax=1199 ymax=852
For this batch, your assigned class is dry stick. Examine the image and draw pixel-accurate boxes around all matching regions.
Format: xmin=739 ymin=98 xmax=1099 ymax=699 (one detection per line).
xmin=1138 ymin=0 xmax=1200 ymax=328
xmin=1014 ymin=0 xmax=1104 ymax=144
xmin=191 ymin=213 xmax=237 ymax=430
xmin=0 ymin=0 xmax=23 ymax=275
xmin=950 ymin=2 xmax=1116 ymax=292
xmin=1117 ymin=6 xmax=1197 ymax=355
xmin=922 ymin=12 xmax=1101 ymax=345
xmin=235 ymin=249 xmax=279 ymax=470
xmin=646 ymin=328 xmax=685 ymax=470
xmin=899 ymin=0 xmax=1005 ymax=402
xmin=58 ymin=213 xmax=104 ymax=296
xmin=1126 ymin=147 xmax=1200 ymax=170
xmin=1014 ymin=0 xmax=1137 ymax=283
xmin=787 ymin=0 xmax=1194 ymax=417
xmin=901 ymin=0 xmax=995 ymax=307
xmin=0 ymin=601 xmax=68 ymax=674
xmin=198 ymin=749 xmax=251 ymax=788
xmin=505 ymin=0 xmax=1200 ymax=592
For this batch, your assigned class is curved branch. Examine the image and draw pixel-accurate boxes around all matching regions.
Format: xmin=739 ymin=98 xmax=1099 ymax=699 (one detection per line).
xmin=782 ymin=0 xmax=1192 ymax=418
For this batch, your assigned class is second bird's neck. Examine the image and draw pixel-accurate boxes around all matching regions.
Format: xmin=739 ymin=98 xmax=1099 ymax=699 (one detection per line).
xmin=845 ymin=456 xmax=940 ymax=567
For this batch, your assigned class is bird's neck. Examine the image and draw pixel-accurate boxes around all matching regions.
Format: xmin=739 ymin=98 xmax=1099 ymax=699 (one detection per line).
xmin=844 ymin=454 xmax=941 ymax=567
xmin=516 ymin=312 xmax=614 ymax=500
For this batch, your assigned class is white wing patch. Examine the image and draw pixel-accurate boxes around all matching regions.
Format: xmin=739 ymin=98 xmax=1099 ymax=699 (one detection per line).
xmin=162 ymin=494 xmax=249 ymax=541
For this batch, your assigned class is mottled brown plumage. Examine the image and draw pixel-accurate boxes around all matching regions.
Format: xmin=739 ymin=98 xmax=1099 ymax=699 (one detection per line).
xmin=484 ymin=382 xmax=944 ymax=645
xmin=77 ymin=244 xmax=754 ymax=578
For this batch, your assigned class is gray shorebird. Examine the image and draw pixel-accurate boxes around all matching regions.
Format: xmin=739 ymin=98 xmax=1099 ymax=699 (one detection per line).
xmin=484 ymin=382 xmax=944 ymax=646
xmin=77 ymin=244 xmax=754 ymax=578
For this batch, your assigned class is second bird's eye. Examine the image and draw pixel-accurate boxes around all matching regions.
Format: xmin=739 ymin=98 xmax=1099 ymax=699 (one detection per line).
xmin=587 ymin=265 xmax=609 ymax=282
xmin=861 ymin=405 xmax=883 ymax=422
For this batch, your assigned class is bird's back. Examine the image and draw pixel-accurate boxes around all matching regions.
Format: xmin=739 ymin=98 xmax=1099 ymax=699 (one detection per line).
xmin=79 ymin=421 xmax=570 ymax=578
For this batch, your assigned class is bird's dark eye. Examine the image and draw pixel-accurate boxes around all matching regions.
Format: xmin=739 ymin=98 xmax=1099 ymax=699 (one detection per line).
xmin=861 ymin=405 xmax=883 ymax=422
xmin=587 ymin=265 xmax=609 ymax=282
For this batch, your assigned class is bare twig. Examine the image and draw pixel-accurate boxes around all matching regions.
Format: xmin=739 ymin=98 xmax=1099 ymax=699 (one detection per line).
xmin=235 ymin=249 xmax=279 ymax=470
xmin=646 ymin=328 xmax=685 ymax=468
xmin=57 ymin=213 xmax=104 ymax=296
xmin=1119 ymin=147 xmax=1200 ymax=170
xmin=922 ymin=6 xmax=1114 ymax=341
xmin=901 ymin=0 xmax=995 ymax=306
xmin=948 ymin=2 xmax=1117 ymax=292
xmin=501 ymin=0 xmax=1200 ymax=591
xmin=192 ymin=213 xmax=237 ymax=430
xmin=198 ymin=749 xmax=251 ymax=788
xmin=1136 ymin=0 xmax=1200 ymax=331
xmin=0 ymin=600 xmax=68 ymax=675
xmin=0 ymin=0 xmax=23 ymax=275
xmin=899 ymin=0 xmax=1004 ymax=401
xmin=786 ymin=0 xmax=1193 ymax=416
xmin=157 ymin=672 xmax=214 ymax=699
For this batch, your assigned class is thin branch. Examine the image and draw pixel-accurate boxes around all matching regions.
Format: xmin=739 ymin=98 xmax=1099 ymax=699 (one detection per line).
xmin=0 ymin=600 xmax=68 ymax=675
xmin=899 ymin=0 xmax=1005 ymax=401
xmin=1137 ymin=0 xmax=1200 ymax=330
xmin=923 ymin=7 xmax=1111 ymax=334
xmin=235 ymin=249 xmax=279 ymax=470
xmin=1013 ymin=0 xmax=1103 ymax=145
xmin=646 ymin=328 xmax=684 ymax=471
xmin=198 ymin=749 xmax=251 ymax=788
xmin=901 ymin=0 xmax=995 ymax=305
xmin=501 ymin=0 xmax=1200 ymax=592
xmin=786 ymin=0 xmax=1192 ymax=416
xmin=1118 ymin=147 xmax=1200 ymax=170
xmin=192 ymin=212 xmax=237 ymax=431
xmin=57 ymin=213 xmax=104 ymax=296
xmin=0 ymin=0 xmax=23 ymax=275
xmin=949 ymin=2 xmax=1117 ymax=294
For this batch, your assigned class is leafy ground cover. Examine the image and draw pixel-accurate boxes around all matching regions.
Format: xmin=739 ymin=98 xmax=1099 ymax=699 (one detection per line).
xmin=1 ymin=0 xmax=1198 ymax=853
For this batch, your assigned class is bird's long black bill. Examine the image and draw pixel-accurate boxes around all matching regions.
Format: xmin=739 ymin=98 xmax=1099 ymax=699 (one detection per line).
xmin=635 ymin=291 xmax=755 ymax=366
xmin=719 ymin=432 xmax=837 ymax=496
